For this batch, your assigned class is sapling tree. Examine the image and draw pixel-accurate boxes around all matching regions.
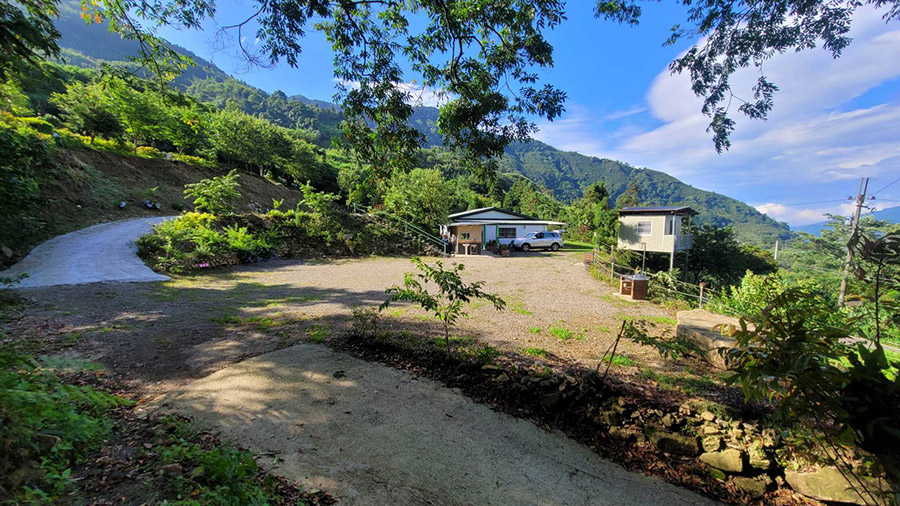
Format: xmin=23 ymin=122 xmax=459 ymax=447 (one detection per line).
xmin=381 ymin=257 xmax=505 ymax=353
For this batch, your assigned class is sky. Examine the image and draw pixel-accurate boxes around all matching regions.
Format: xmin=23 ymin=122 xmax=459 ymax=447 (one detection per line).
xmin=157 ymin=2 xmax=900 ymax=227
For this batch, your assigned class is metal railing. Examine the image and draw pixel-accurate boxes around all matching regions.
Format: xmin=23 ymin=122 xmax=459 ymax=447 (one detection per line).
xmin=350 ymin=203 xmax=449 ymax=255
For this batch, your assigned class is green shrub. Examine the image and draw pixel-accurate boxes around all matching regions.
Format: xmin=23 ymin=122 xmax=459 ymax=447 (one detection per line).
xmin=0 ymin=350 xmax=129 ymax=501
xmin=136 ymin=145 xmax=164 ymax=159
xmin=184 ymin=169 xmax=242 ymax=215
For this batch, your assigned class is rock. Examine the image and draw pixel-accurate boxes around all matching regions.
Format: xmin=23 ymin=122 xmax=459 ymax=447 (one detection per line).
xmin=761 ymin=428 xmax=779 ymax=448
xmin=160 ymin=463 xmax=183 ymax=478
xmin=749 ymin=451 xmax=772 ymax=471
xmin=699 ymin=449 xmax=744 ymax=473
xmin=701 ymin=425 xmax=720 ymax=435
xmin=495 ymin=373 xmax=510 ymax=383
xmin=601 ymin=410 xmax=623 ymax=427
xmin=646 ymin=427 xmax=700 ymax=457
xmin=700 ymin=410 xmax=716 ymax=422
xmin=702 ymin=435 xmax=723 ymax=452
xmin=35 ymin=434 xmax=61 ymax=455
xmin=660 ymin=413 xmax=677 ymax=429
xmin=707 ymin=467 xmax=727 ymax=481
xmin=675 ymin=309 xmax=746 ymax=368
xmin=733 ymin=475 xmax=772 ymax=498
xmin=481 ymin=364 xmax=501 ymax=372
xmin=1 ymin=245 xmax=12 ymax=258
xmin=678 ymin=402 xmax=694 ymax=415
xmin=785 ymin=467 xmax=890 ymax=506
xmin=730 ymin=428 xmax=744 ymax=440
xmin=609 ymin=427 xmax=646 ymax=443
xmin=539 ymin=392 xmax=561 ymax=407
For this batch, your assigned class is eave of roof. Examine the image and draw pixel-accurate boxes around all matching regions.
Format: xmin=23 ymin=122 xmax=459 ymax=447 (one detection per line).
xmin=445 ymin=220 xmax=566 ymax=226
xmin=447 ymin=206 xmax=539 ymax=221
xmin=618 ymin=206 xmax=698 ymax=216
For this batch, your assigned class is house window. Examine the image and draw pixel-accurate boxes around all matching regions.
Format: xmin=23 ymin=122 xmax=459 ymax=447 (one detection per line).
xmin=636 ymin=221 xmax=652 ymax=235
xmin=498 ymin=227 xmax=517 ymax=238
xmin=461 ymin=232 xmax=471 ymax=240
xmin=666 ymin=218 xmax=674 ymax=235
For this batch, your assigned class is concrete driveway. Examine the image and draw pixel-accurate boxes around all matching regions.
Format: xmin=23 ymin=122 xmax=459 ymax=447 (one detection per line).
xmin=1 ymin=216 xmax=172 ymax=288
xmin=157 ymin=344 xmax=719 ymax=506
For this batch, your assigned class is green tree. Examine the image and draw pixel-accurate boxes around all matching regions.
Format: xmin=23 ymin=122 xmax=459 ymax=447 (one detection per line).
xmin=615 ymin=182 xmax=641 ymax=209
xmin=383 ymin=169 xmax=452 ymax=231
xmin=685 ymin=225 xmax=778 ymax=288
xmin=50 ymin=81 xmax=123 ymax=142
xmin=107 ymin=77 xmax=169 ymax=146
xmin=381 ymin=257 xmax=505 ymax=353
xmin=0 ymin=0 xmax=60 ymax=80
xmin=183 ymin=170 xmax=242 ymax=215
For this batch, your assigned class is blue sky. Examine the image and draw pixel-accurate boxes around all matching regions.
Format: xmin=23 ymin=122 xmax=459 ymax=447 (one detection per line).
xmin=157 ymin=2 xmax=900 ymax=226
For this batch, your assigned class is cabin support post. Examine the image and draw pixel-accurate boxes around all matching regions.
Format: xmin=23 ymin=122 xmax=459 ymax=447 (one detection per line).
xmin=669 ymin=249 xmax=675 ymax=273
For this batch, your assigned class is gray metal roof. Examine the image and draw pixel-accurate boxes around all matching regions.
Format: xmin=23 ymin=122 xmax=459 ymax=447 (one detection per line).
xmin=619 ymin=206 xmax=698 ymax=216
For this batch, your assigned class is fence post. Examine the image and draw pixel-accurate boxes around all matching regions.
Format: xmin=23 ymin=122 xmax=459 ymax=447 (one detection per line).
xmin=610 ymin=245 xmax=615 ymax=282
xmin=698 ymin=282 xmax=706 ymax=309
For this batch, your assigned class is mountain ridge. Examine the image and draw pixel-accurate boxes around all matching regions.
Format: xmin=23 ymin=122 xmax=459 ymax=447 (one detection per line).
xmin=49 ymin=6 xmax=791 ymax=246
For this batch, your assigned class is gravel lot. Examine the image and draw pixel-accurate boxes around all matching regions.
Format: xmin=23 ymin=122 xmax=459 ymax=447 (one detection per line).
xmin=15 ymin=248 xmax=684 ymax=394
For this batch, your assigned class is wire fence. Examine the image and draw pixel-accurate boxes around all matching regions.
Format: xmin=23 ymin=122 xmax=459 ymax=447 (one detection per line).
xmin=584 ymin=249 xmax=746 ymax=317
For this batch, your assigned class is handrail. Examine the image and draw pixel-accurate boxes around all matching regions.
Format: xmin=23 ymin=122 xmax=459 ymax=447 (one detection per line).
xmin=350 ymin=203 xmax=449 ymax=255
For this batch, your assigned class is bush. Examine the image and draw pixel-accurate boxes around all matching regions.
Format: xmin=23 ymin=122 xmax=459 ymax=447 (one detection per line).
xmin=183 ymin=169 xmax=242 ymax=215
xmin=0 ymin=350 xmax=129 ymax=501
xmin=138 ymin=208 xmax=434 ymax=273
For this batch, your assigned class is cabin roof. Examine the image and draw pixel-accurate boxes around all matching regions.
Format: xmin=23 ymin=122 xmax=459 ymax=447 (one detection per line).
xmin=447 ymin=206 xmax=538 ymax=221
xmin=618 ymin=206 xmax=698 ymax=216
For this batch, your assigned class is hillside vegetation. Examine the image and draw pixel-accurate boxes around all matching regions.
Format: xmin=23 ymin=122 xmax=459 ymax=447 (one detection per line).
xmin=46 ymin=4 xmax=790 ymax=247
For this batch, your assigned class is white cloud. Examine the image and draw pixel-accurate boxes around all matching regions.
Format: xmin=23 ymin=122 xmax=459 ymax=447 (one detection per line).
xmin=754 ymin=202 xmax=857 ymax=225
xmin=535 ymin=7 xmax=900 ymax=226
xmin=332 ymin=79 xmax=451 ymax=108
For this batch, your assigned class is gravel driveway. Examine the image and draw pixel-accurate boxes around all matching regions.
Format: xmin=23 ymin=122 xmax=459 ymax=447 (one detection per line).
xmin=155 ymin=344 xmax=717 ymax=506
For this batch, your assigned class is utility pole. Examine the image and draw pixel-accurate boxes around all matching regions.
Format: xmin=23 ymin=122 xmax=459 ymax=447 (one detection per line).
xmin=838 ymin=177 xmax=869 ymax=306
xmin=774 ymin=240 xmax=779 ymax=261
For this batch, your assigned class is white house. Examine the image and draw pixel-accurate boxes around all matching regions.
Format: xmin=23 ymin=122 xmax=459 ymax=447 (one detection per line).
xmin=440 ymin=207 xmax=565 ymax=255
xmin=617 ymin=206 xmax=697 ymax=270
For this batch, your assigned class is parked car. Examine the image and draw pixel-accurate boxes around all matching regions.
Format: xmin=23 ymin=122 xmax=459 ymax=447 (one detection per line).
xmin=510 ymin=231 xmax=564 ymax=252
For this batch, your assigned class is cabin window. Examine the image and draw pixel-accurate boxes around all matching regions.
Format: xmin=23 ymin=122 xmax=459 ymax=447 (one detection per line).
xmin=498 ymin=227 xmax=517 ymax=238
xmin=636 ymin=221 xmax=652 ymax=235
xmin=461 ymin=232 xmax=471 ymax=240
xmin=666 ymin=218 xmax=674 ymax=235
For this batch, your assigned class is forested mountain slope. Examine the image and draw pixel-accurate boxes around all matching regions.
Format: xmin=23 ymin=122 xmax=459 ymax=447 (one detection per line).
xmin=50 ymin=4 xmax=790 ymax=246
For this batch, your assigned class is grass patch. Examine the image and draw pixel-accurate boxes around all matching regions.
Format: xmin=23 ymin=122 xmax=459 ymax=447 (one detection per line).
xmin=522 ymin=346 xmax=549 ymax=357
xmin=549 ymin=324 xmax=586 ymax=341
xmin=460 ymin=344 xmax=502 ymax=365
xmin=549 ymin=326 xmax=572 ymax=340
xmin=528 ymin=326 xmax=542 ymax=334
xmin=603 ymin=354 xmax=637 ymax=367
xmin=596 ymin=325 xmax=611 ymax=333
xmin=511 ymin=302 xmax=533 ymax=316
xmin=306 ymin=324 xmax=329 ymax=343
xmin=621 ymin=315 xmax=678 ymax=326
xmin=637 ymin=368 xmax=719 ymax=394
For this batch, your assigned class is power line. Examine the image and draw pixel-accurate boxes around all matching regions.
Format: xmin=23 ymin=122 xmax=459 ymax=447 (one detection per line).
xmin=870 ymin=176 xmax=900 ymax=197
xmin=774 ymin=199 xmax=847 ymax=207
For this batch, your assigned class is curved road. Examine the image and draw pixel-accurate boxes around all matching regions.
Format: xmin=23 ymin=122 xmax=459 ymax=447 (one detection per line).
xmin=1 ymin=216 xmax=173 ymax=289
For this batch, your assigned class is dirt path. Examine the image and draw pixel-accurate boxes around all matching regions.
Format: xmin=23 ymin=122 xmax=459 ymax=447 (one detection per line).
xmin=1 ymin=216 xmax=172 ymax=288
xmin=155 ymin=344 xmax=718 ymax=506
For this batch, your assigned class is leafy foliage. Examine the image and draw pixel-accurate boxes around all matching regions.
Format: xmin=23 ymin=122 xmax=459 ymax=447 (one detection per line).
xmin=0 ymin=349 xmax=129 ymax=501
xmin=381 ymin=257 xmax=505 ymax=353
xmin=0 ymin=0 xmax=60 ymax=80
xmin=183 ymin=169 xmax=242 ymax=215
xmin=726 ymin=231 xmax=900 ymax=499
